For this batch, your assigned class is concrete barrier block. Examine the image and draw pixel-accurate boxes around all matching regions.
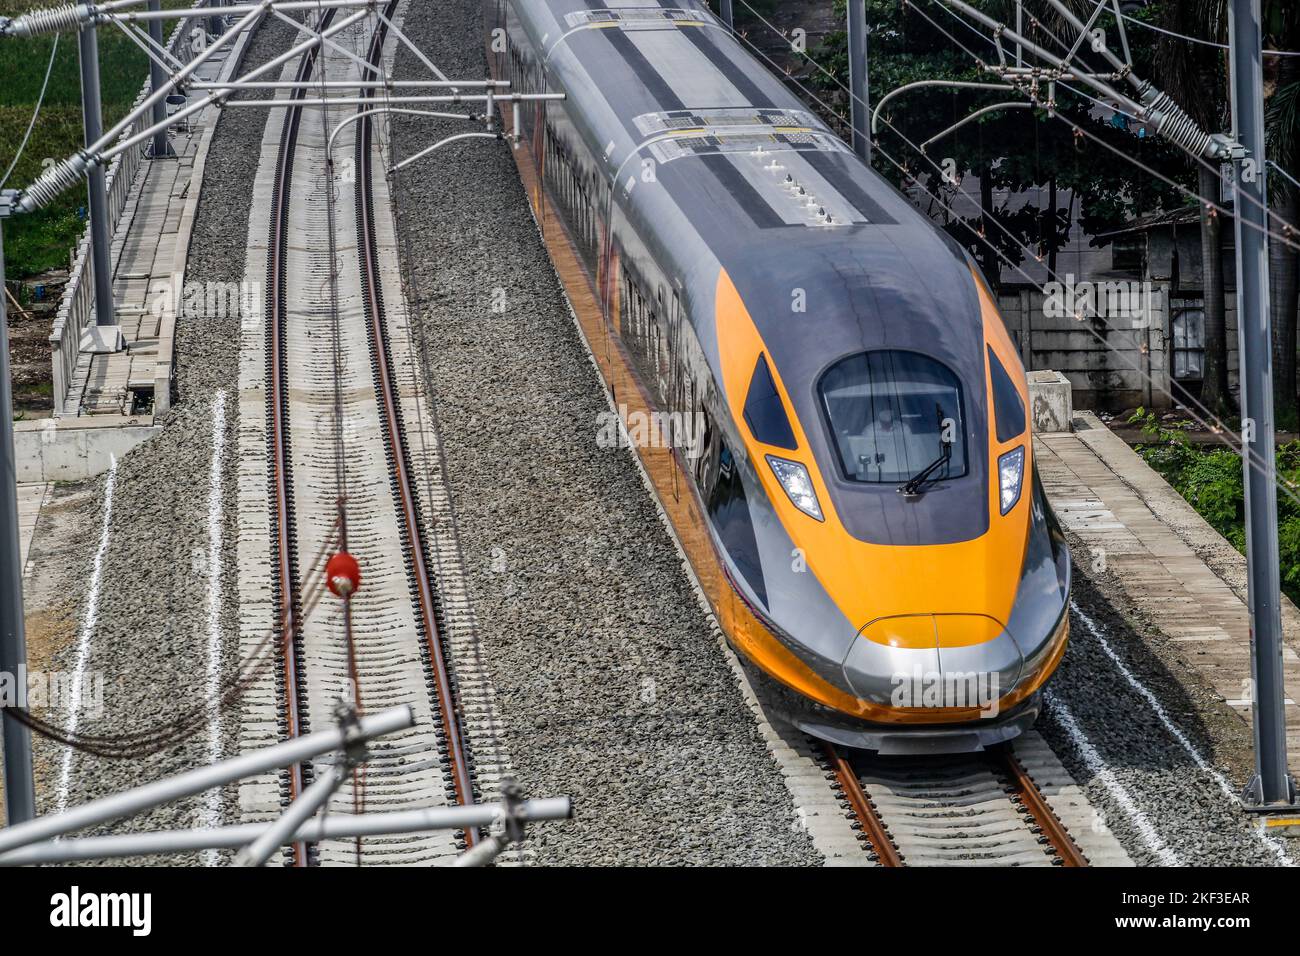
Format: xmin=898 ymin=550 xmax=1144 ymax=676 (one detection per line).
xmin=14 ymin=419 xmax=160 ymax=482
xmin=1028 ymin=369 xmax=1073 ymax=434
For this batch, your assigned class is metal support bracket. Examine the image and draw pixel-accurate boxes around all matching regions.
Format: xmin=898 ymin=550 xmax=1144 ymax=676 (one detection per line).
xmin=1241 ymin=772 xmax=1298 ymax=813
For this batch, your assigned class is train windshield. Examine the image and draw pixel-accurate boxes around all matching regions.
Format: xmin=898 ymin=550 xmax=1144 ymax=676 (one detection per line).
xmin=819 ymin=350 xmax=968 ymax=484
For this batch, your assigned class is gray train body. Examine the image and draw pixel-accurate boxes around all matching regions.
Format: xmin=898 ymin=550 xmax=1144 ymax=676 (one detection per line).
xmin=486 ymin=0 xmax=1071 ymax=753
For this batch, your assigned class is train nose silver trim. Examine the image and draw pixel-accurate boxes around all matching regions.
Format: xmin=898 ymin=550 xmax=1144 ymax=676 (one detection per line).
xmin=841 ymin=613 xmax=1022 ymax=710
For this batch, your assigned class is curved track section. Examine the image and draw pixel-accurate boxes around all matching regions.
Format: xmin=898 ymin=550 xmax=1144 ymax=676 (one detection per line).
xmin=825 ymin=732 xmax=1130 ymax=866
xmin=256 ymin=5 xmax=487 ymax=865
xmin=264 ymin=7 xmax=331 ymax=867
xmin=354 ymin=2 xmax=476 ymax=830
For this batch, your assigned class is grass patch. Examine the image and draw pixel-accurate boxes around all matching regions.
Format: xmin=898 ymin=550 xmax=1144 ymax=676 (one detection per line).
xmin=0 ymin=1 xmax=193 ymax=277
xmin=1130 ymin=409 xmax=1300 ymax=604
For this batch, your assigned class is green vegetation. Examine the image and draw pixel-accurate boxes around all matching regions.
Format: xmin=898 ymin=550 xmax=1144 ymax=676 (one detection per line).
xmin=806 ymin=0 xmax=1190 ymax=287
xmin=0 ymin=1 xmax=189 ymax=278
xmin=1130 ymin=409 xmax=1300 ymax=602
xmin=805 ymin=1 xmax=1300 ymax=422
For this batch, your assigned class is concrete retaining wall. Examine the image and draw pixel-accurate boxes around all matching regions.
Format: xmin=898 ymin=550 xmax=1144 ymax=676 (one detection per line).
xmin=14 ymin=419 xmax=159 ymax=482
xmin=1028 ymin=369 xmax=1073 ymax=433
xmin=999 ymin=284 xmax=1239 ymax=412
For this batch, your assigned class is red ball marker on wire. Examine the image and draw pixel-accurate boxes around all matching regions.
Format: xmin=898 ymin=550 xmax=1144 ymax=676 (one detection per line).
xmin=326 ymin=552 xmax=361 ymax=598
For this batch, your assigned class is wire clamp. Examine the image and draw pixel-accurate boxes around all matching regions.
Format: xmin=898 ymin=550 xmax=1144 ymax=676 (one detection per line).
xmin=333 ymin=700 xmax=368 ymax=770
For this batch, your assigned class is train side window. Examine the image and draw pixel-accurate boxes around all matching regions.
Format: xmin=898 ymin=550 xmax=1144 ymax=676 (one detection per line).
xmin=743 ymin=354 xmax=798 ymax=450
xmin=707 ymin=439 xmax=768 ymax=607
xmin=987 ymin=347 xmax=1026 ymax=443
xmin=669 ymin=291 xmax=682 ymax=402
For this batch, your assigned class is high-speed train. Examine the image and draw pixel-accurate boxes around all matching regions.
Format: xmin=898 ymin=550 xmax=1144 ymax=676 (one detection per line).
xmin=485 ymin=0 xmax=1071 ymax=753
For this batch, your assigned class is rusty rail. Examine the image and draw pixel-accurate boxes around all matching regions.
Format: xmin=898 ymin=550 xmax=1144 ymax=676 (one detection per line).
xmin=266 ymin=6 xmax=337 ymax=868
xmin=354 ymin=2 xmax=477 ymax=843
xmin=824 ymin=743 xmax=903 ymax=866
xmin=991 ymin=745 xmax=1089 ymax=867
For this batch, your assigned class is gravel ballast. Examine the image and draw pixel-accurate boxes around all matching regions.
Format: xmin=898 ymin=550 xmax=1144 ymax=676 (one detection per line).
xmin=20 ymin=13 xmax=299 ymax=859
xmin=386 ymin=0 xmax=821 ymax=865
xmin=17 ymin=0 xmax=1297 ymax=870
xmin=1042 ymin=551 xmax=1296 ymax=866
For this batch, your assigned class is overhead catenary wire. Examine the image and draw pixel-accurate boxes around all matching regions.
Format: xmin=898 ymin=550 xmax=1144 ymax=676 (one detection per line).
xmin=0 ymin=33 xmax=59 ymax=191
xmin=1271 ymin=159 xmax=1300 ymax=195
xmin=1119 ymin=10 xmax=1300 ymax=57
xmin=3 ymin=547 xmax=337 ymax=758
xmin=881 ymin=7 xmax=1300 ymax=513
xmin=875 ymin=117 xmax=1300 ymax=508
xmin=0 ymin=519 xmax=342 ymax=759
xmin=898 ymin=0 xmax=1300 ymax=482
xmin=910 ymin=0 xmax=1300 ymax=252
xmin=936 ymin=0 xmax=1300 ymax=252
xmin=723 ymin=4 xmax=1300 ymax=517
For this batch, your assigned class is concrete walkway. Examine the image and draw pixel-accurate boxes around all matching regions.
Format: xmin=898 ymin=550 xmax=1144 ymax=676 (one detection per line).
xmin=15 ymin=17 xmax=262 ymax=484
xmin=65 ymin=23 xmax=255 ymax=421
xmin=16 ymin=482 xmax=48 ymax=577
xmin=1036 ymin=412 xmax=1300 ymax=768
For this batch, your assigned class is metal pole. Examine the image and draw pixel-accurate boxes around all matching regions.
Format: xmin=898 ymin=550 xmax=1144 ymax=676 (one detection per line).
xmin=1229 ymin=0 xmax=1296 ymax=809
xmin=0 ymin=210 xmax=36 ymax=826
xmin=0 ymin=0 xmax=370 ymax=31
xmin=847 ymin=0 xmax=870 ymax=163
xmin=99 ymin=8 xmax=380 ymax=160
xmin=99 ymin=3 xmax=263 ymax=153
xmin=0 ymin=704 xmax=414 ymax=854
xmin=939 ymin=1 xmax=1147 ymax=118
xmin=454 ymin=833 xmax=507 ymax=867
xmin=719 ymin=0 xmax=732 ymax=30
xmin=145 ymin=0 xmax=171 ymax=159
xmin=220 ymin=93 xmax=565 ymax=108
xmin=391 ymin=132 xmax=500 ymax=172
xmin=234 ymin=762 xmax=347 ymax=867
xmin=77 ymin=24 xmax=121 ymax=348
xmin=1015 ymin=0 xmax=1023 ymax=67
xmin=191 ymin=79 xmax=508 ymax=90
xmin=0 ymin=797 xmax=573 ymax=865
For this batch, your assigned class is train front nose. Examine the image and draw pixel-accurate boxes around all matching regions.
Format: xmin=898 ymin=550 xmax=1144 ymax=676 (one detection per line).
xmin=841 ymin=614 xmax=1023 ymax=713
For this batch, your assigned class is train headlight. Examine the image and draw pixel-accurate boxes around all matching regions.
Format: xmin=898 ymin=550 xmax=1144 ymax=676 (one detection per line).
xmin=766 ymin=455 xmax=824 ymax=521
xmin=999 ymin=445 xmax=1025 ymax=514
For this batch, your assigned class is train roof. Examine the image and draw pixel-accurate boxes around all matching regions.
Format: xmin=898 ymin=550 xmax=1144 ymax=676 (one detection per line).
xmin=516 ymin=1 xmax=995 ymax=544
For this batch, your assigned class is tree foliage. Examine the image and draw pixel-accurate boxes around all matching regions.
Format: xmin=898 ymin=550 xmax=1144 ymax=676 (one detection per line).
xmin=809 ymin=0 xmax=1192 ymax=284
xmin=1132 ymin=409 xmax=1300 ymax=600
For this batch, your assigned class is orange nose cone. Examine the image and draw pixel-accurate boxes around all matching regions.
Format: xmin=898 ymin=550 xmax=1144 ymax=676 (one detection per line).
xmin=326 ymin=551 xmax=361 ymax=598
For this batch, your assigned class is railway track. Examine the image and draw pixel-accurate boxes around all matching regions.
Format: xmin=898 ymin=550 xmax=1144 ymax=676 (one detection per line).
xmin=260 ymin=3 xmax=487 ymax=865
xmin=823 ymin=735 xmax=1100 ymax=867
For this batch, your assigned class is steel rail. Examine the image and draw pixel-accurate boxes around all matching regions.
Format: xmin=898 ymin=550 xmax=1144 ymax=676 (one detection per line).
xmin=990 ymin=745 xmax=1089 ymax=867
xmin=826 ymin=741 xmax=1091 ymax=867
xmin=823 ymin=743 xmax=903 ymax=866
xmin=266 ymin=6 xmax=339 ymax=868
xmin=354 ymin=0 xmax=478 ymax=846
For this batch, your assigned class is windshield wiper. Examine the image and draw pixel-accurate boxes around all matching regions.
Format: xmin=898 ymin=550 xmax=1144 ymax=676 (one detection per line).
xmin=898 ymin=442 xmax=952 ymax=498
